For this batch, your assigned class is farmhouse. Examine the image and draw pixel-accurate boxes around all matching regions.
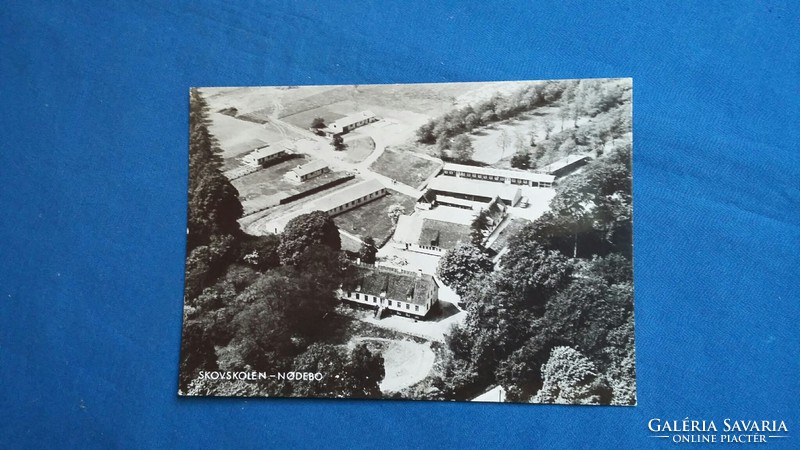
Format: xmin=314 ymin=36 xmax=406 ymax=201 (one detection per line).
xmin=241 ymin=139 xmax=294 ymax=167
xmin=322 ymin=111 xmax=378 ymax=136
xmin=285 ymin=160 xmax=329 ymax=182
xmin=540 ymin=154 xmax=592 ymax=177
xmin=427 ymin=176 xmax=522 ymax=207
xmin=307 ymin=178 xmax=387 ymax=216
xmin=339 ymin=264 xmax=439 ymax=319
xmin=442 ymin=163 xmax=555 ymax=188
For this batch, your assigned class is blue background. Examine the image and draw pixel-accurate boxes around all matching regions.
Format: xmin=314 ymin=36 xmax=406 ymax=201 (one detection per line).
xmin=1 ymin=1 xmax=798 ymax=448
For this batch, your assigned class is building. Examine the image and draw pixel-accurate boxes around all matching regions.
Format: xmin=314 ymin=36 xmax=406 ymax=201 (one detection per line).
xmin=540 ymin=154 xmax=593 ymax=177
xmin=241 ymin=139 xmax=294 ymax=167
xmin=442 ymin=163 xmax=555 ymax=188
xmin=226 ymin=138 xmax=269 ymax=156
xmin=322 ymin=111 xmax=378 ymax=136
xmin=427 ymin=176 xmax=522 ymax=207
xmin=307 ymin=179 xmax=387 ymax=216
xmin=285 ymin=160 xmax=329 ymax=182
xmin=339 ymin=264 xmax=439 ymax=319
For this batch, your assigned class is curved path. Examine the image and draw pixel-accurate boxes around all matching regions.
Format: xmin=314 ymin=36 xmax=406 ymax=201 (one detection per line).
xmin=349 ymin=337 xmax=435 ymax=393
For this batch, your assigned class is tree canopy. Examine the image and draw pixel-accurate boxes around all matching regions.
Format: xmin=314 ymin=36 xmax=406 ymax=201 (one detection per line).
xmin=278 ymin=211 xmax=341 ymax=266
xmin=436 ymin=243 xmax=494 ymax=297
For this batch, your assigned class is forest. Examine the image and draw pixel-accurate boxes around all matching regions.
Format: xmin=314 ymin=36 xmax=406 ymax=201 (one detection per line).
xmin=180 ymin=89 xmax=385 ymax=397
xmin=433 ymin=143 xmax=634 ymax=404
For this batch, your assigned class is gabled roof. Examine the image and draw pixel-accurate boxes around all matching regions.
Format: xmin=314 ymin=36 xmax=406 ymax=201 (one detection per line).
xmin=290 ymin=160 xmax=328 ymax=176
xmin=307 ymin=179 xmax=385 ymax=211
xmin=429 ymin=176 xmax=520 ymax=201
xmin=328 ymin=110 xmax=377 ymax=130
xmin=540 ymin=154 xmax=592 ymax=175
xmin=343 ymin=265 xmax=437 ymax=306
xmin=443 ymin=162 xmax=556 ymax=184
xmin=244 ymin=145 xmax=287 ymax=159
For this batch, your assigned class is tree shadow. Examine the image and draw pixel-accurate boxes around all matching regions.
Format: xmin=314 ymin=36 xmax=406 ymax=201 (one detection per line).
xmin=428 ymin=300 xmax=461 ymax=323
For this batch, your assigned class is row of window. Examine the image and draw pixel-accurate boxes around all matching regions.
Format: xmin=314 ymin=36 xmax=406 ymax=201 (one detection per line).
xmin=444 ymin=170 xmax=551 ymax=188
xmin=348 ymin=292 xmax=421 ymax=312
xmin=329 ymin=190 xmax=386 ymax=213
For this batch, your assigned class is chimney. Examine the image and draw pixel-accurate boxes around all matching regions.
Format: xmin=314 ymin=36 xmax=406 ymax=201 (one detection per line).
xmin=356 ymin=257 xmax=361 ymax=265
xmin=417 ymin=268 xmax=422 ymax=278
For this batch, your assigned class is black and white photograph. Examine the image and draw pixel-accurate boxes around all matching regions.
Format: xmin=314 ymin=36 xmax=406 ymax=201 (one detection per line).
xmin=180 ymin=78 xmax=634 ymax=404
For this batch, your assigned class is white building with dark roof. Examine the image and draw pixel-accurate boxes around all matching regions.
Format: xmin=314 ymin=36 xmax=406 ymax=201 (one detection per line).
xmin=540 ymin=154 xmax=592 ymax=177
xmin=442 ymin=163 xmax=555 ymax=187
xmin=241 ymin=139 xmax=294 ymax=167
xmin=427 ymin=176 xmax=522 ymax=207
xmin=339 ymin=264 xmax=439 ymax=319
xmin=322 ymin=111 xmax=378 ymax=136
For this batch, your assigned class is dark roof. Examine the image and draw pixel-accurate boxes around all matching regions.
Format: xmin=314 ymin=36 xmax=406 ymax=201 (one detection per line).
xmin=344 ymin=266 xmax=437 ymax=306
xmin=418 ymin=219 xmax=471 ymax=250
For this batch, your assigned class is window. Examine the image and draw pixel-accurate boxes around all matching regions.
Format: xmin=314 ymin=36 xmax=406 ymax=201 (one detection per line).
xmin=405 ymin=304 xmax=410 ymax=310
xmin=355 ymin=293 xmax=360 ymax=300
xmin=346 ymin=291 xmax=351 ymax=297
xmin=415 ymin=305 xmax=419 ymax=312
xmin=373 ymin=297 xmax=377 ymax=303
xmin=388 ymin=301 xmax=392 ymax=306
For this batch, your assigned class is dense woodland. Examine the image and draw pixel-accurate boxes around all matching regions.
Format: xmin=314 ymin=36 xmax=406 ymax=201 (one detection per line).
xmin=181 ymin=89 xmax=384 ymax=397
xmin=434 ymin=143 xmax=634 ymax=404
xmin=416 ymin=78 xmax=631 ymax=169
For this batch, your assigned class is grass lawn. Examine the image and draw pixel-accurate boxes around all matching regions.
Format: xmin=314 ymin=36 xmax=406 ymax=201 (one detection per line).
xmin=419 ymin=219 xmax=471 ymax=250
xmin=281 ymin=105 xmax=345 ymax=129
xmin=369 ymin=147 xmax=442 ymax=189
xmin=342 ymin=134 xmax=375 ymax=163
xmin=333 ymin=189 xmax=417 ymax=245
xmin=232 ymin=157 xmax=350 ymax=214
xmin=489 ymin=217 xmax=528 ymax=253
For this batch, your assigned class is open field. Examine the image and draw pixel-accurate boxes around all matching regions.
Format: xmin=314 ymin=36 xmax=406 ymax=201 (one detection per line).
xmin=281 ymin=106 xmax=345 ymax=129
xmin=201 ymin=86 xmax=339 ymax=116
xmin=332 ymin=189 xmax=417 ymax=244
xmin=240 ymin=177 xmax=364 ymax=234
xmin=232 ymin=157 xmax=350 ymax=214
xmin=342 ymin=134 xmax=375 ymax=163
xmin=370 ymin=148 xmax=442 ymax=188
xmin=208 ymin=113 xmax=285 ymax=157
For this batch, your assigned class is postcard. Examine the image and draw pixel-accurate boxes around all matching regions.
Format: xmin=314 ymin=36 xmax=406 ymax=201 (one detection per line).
xmin=179 ymin=78 xmax=634 ymax=404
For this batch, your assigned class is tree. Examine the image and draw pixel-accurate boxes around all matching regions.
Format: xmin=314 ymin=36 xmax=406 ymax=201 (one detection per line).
xmin=539 ymin=119 xmax=553 ymax=142
xmin=332 ymin=134 xmax=346 ymax=151
xmin=310 ymin=117 xmax=326 ymax=129
xmin=532 ymin=346 xmax=604 ymax=404
xmin=498 ymin=239 xmax=573 ymax=310
xmin=387 ymin=204 xmax=405 ymax=224
xmin=359 ymin=236 xmax=378 ymax=264
xmin=470 ymin=210 xmax=489 ymax=247
xmin=510 ymin=150 xmax=531 ymax=170
xmin=436 ymin=243 xmax=494 ymax=296
xmin=278 ymin=211 xmax=341 ymax=266
xmin=497 ymin=129 xmax=510 ymax=157
xmin=464 ymin=112 xmax=480 ymax=130
xmin=558 ymin=105 xmax=570 ymax=131
xmin=238 ymin=233 xmax=281 ymax=271
xmin=451 ymin=135 xmax=474 ymax=162
xmin=291 ymin=342 xmax=384 ymax=399
xmin=416 ymin=120 xmax=437 ymax=144
xmin=184 ymin=234 xmax=236 ymax=300
xmin=187 ymin=89 xmax=244 ymax=250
